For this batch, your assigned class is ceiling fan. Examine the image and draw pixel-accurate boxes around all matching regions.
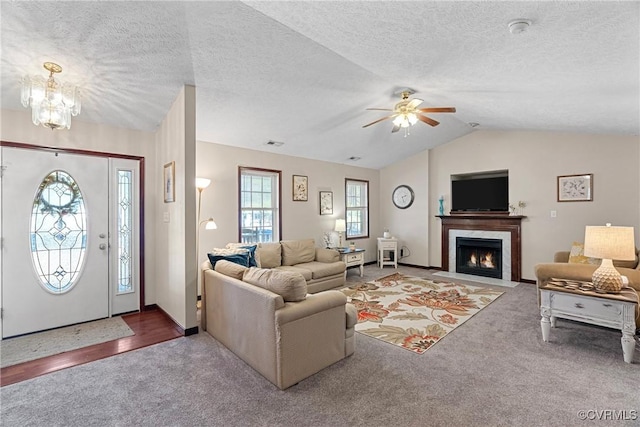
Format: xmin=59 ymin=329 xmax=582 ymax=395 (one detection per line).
xmin=363 ymin=89 xmax=456 ymax=134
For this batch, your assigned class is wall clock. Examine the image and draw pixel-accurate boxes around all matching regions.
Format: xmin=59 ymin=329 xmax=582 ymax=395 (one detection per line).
xmin=392 ymin=185 xmax=414 ymax=209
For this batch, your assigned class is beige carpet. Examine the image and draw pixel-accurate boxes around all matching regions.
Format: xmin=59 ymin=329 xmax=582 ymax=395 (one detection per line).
xmin=0 ymin=317 xmax=134 ymax=368
xmin=341 ymin=272 xmax=503 ymax=354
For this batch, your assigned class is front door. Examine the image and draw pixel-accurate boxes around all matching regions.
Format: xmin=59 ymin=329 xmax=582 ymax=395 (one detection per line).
xmin=2 ymin=147 xmax=109 ymax=338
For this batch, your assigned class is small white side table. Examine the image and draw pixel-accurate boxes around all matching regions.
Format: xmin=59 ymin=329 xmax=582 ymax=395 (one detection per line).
xmin=540 ymin=281 xmax=638 ymax=363
xmin=339 ymin=248 xmax=365 ymax=277
xmin=377 ymin=238 xmax=398 ymax=269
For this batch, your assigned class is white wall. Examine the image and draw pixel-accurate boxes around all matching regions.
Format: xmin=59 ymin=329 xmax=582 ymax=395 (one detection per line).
xmin=0 ymin=108 xmax=158 ymax=304
xmin=196 ymin=141 xmax=380 ymax=265
xmin=154 ymin=86 xmax=197 ymax=330
xmin=428 ymin=130 xmax=640 ymax=280
xmin=380 ymin=150 xmax=430 ymax=266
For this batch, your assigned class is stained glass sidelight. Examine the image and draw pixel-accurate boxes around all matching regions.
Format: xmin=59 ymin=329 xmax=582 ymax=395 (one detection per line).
xmin=117 ymin=170 xmax=133 ymax=294
xmin=30 ymin=170 xmax=86 ymax=294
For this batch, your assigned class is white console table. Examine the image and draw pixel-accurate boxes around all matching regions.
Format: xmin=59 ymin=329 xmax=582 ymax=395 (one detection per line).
xmin=377 ymin=238 xmax=398 ymax=269
xmin=540 ymin=281 xmax=638 ymax=363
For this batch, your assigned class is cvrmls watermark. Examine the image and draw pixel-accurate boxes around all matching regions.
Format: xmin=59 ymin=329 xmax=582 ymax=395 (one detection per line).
xmin=577 ymin=410 xmax=637 ymax=421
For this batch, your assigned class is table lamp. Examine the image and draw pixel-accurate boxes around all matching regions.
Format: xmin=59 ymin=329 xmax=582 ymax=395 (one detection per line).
xmin=335 ymin=219 xmax=346 ymax=248
xmin=583 ymin=224 xmax=635 ymax=293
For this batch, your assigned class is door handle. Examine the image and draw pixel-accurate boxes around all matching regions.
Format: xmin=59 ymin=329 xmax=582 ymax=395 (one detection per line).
xmin=99 ymin=243 xmax=107 ymax=250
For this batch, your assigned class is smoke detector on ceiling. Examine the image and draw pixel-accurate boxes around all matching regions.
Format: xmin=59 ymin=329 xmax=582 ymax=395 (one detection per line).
xmin=508 ymin=19 xmax=531 ymax=34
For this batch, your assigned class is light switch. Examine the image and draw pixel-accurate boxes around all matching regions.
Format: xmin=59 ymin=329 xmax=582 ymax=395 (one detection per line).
xmin=550 ymin=210 xmax=557 ymax=218
xmin=163 ymin=212 xmax=170 ymax=223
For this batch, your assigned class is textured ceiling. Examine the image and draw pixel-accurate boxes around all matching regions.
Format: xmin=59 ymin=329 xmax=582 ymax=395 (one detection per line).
xmin=1 ymin=1 xmax=638 ymax=169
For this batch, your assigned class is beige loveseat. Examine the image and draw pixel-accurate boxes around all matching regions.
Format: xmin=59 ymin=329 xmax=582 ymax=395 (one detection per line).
xmin=534 ymin=249 xmax=640 ymax=323
xmin=250 ymin=238 xmax=346 ymax=293
xmin=201 ymin=260 xmax=357 ymax=390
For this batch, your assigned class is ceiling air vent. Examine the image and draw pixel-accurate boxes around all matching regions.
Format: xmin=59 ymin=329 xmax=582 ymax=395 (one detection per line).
xmin=266 ymin=140 xmax=284 ymax=147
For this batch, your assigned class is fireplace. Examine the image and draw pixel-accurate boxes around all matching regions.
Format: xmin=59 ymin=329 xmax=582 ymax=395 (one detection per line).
xmin=456 ymin=237 xmax=502 ymax=279
xmin=438 ymin=214 xmax=524 ymax=282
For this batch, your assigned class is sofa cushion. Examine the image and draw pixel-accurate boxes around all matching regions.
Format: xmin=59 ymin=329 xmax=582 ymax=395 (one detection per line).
xmin=293 ymin=261 xmax=345 ymax=279
xmin=226 ymin=243 xmax=258 ymax=267
xmin=281 ymin=238 xmax=315 ymax=266
xmin=256 ymin=243 xmax=282 ymax=268
xmin=214 ymin=259 xmax=248 ymax=280
xmin=275 ymin=265 xmax=313 ymax=281
xmin=315 ymin=248 xmax=340 ymax=263
xmin=242 ymin=267 xmax=307 ymax=302
xmin=207 ymin=248 xmax=250 ymax=268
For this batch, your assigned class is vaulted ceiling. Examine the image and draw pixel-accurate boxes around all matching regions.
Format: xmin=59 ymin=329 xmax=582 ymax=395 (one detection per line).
xmin=2 ymin=1 xmax=638 ymax=169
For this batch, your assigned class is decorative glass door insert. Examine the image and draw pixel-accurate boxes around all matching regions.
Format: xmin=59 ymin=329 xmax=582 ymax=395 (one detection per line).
xmin=30 ymin=170 xmax=87 ymax=294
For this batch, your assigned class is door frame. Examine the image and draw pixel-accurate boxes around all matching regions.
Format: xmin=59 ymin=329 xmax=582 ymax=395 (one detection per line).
xmin=1 ymin=140 xmax=146 ymax=311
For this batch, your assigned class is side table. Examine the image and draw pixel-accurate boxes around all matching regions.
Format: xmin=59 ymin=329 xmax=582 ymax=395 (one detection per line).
xmin=377 ymin=237 xmax=398 ymax=269
xmin=540 ymin=279 xmax=638 ymax=363
xmin=338 ymin=248 xmax=365 ymax=277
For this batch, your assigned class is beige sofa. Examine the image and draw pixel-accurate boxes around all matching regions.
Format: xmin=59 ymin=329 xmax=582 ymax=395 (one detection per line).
xmin=251 ymin=238 xmax=346 ymax=293
xmin=534 ymin=250 xmax=640 ymax=323
xmin=201 ymin=260 xmax=357 ymax=390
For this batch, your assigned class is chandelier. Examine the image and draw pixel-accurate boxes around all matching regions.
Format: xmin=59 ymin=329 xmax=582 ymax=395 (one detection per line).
xmin=21 ymin=62 xmax=81 ymax=130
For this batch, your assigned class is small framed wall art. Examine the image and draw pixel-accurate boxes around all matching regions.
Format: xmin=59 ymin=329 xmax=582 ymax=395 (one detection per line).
xmin=163 ymin=161 xmax=175 ymax=203
xmin=319 ymin=191 xmax=333 ymax=215
xmin=557 ymin=173 xmax=593 ymax=202
xmin=292 ymin=175 xmax=308 ymax=201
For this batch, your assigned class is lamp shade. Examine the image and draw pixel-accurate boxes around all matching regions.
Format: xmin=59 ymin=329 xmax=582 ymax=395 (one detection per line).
xmin=334 ymin=219 xmax=346 ymax=232
xmin=204 ymin=218 xmax=218 ymax=230
xmin=583 ymin=224 xmax=635 ymax=260
xmin=196 ymin=177 xmax=211 ymax=190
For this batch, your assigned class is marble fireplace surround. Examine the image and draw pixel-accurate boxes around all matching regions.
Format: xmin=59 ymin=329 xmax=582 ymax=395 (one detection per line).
xmin=438 ymin=215 xmax=524 ymax=282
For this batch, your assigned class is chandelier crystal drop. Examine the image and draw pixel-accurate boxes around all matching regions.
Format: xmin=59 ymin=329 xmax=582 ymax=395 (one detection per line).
xmin=21 ymin=62 xmax=81 ymax=130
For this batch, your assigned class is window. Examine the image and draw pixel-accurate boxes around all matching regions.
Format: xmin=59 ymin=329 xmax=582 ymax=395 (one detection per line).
xmin=117 ymin=170 xmax=133 ymax=294
xmin=239 ymin=167 xmax=281 ymax=243
xmin=345 ymin=178 xmax=369 ymax=239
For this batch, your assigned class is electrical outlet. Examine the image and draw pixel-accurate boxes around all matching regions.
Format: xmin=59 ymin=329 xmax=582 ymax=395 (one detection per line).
xmin=400 ymin=248 xmax=405 ymax=257
xmin=550 ymin=210 xmax=557 ymax=218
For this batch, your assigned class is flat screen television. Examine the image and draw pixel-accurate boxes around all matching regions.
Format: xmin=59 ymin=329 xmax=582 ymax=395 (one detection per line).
xmin=451 ymin=175 xmax=509 ymax=212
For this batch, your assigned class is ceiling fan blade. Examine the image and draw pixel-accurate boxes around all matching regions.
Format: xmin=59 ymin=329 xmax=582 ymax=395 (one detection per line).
xmin=407 ymin=98 xmax=423 ymax=109
xmin=365 ymin=108 xmax=394 ymax=111
xmin=418 ymin=107 xmax=456 ymax=113
xmin=362 ymin=115 xmax=395 ymax=128
xmin=391 ymin=124 xmax=401 ymax=133
xmin=417 ymin=114 xmax=440 ymax=127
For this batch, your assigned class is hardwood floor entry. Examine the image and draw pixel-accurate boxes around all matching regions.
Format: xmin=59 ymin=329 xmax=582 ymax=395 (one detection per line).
xmin=0 ymin=309 xmax=183 ymax=387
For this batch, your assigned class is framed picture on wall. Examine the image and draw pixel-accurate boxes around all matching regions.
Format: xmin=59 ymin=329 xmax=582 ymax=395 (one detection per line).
xmin=292 ymin=175 xmax=308 ymax=201
xmin=164 ymin=161 xmax=175 ymax=203
xmin=319 ymin=191 xmax=333 ymax=215
xmin=557 ymin=173 xmax=593 ymax=202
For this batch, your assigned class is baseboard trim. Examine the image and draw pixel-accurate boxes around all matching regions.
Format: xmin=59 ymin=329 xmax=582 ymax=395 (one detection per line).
xmin=146 ymin=305 xmax=198 ymax=336
xmin=184 ymin=326 xmax=199 ymax=336
xmin=397 ymin=262 xmax=432 ymax=270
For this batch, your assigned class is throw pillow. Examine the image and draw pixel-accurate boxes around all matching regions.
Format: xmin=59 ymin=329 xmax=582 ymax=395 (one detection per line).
xmin=225 ymin=243 xmax=258 ymax=267
xmin=214 ymin=259 xmax=248 ymax=280
xmin=207 ymin=247 xmax=250 ymax=268
xmin=281 ymin=238 xmax=316 ymax=266
xmin=256 ymin=242 xmax=282 ymax=268
xmin=568 ymin=242 xmax=599 ymax=265
xmin=242 ymin=268 xmax=307 ymax=302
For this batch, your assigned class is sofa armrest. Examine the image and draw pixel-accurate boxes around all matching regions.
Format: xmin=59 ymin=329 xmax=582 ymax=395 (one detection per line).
xmin=275 ymin=290 xmax=346 ymax=325
xmin=315 ymin=248 xmax=340 ymax=263
xmin=534 ymin=263 xmax=597 ymax=286
xmin=553 ymin=251 xmax=570 ymax=263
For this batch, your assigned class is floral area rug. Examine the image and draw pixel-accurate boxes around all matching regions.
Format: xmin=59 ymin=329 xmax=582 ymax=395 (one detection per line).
xmin=341 ymin=273 xmax=504 ymax=354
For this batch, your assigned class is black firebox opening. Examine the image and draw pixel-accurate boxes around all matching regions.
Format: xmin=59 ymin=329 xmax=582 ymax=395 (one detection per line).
xmin=455 ymin=237 xmax=502 ymax=279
